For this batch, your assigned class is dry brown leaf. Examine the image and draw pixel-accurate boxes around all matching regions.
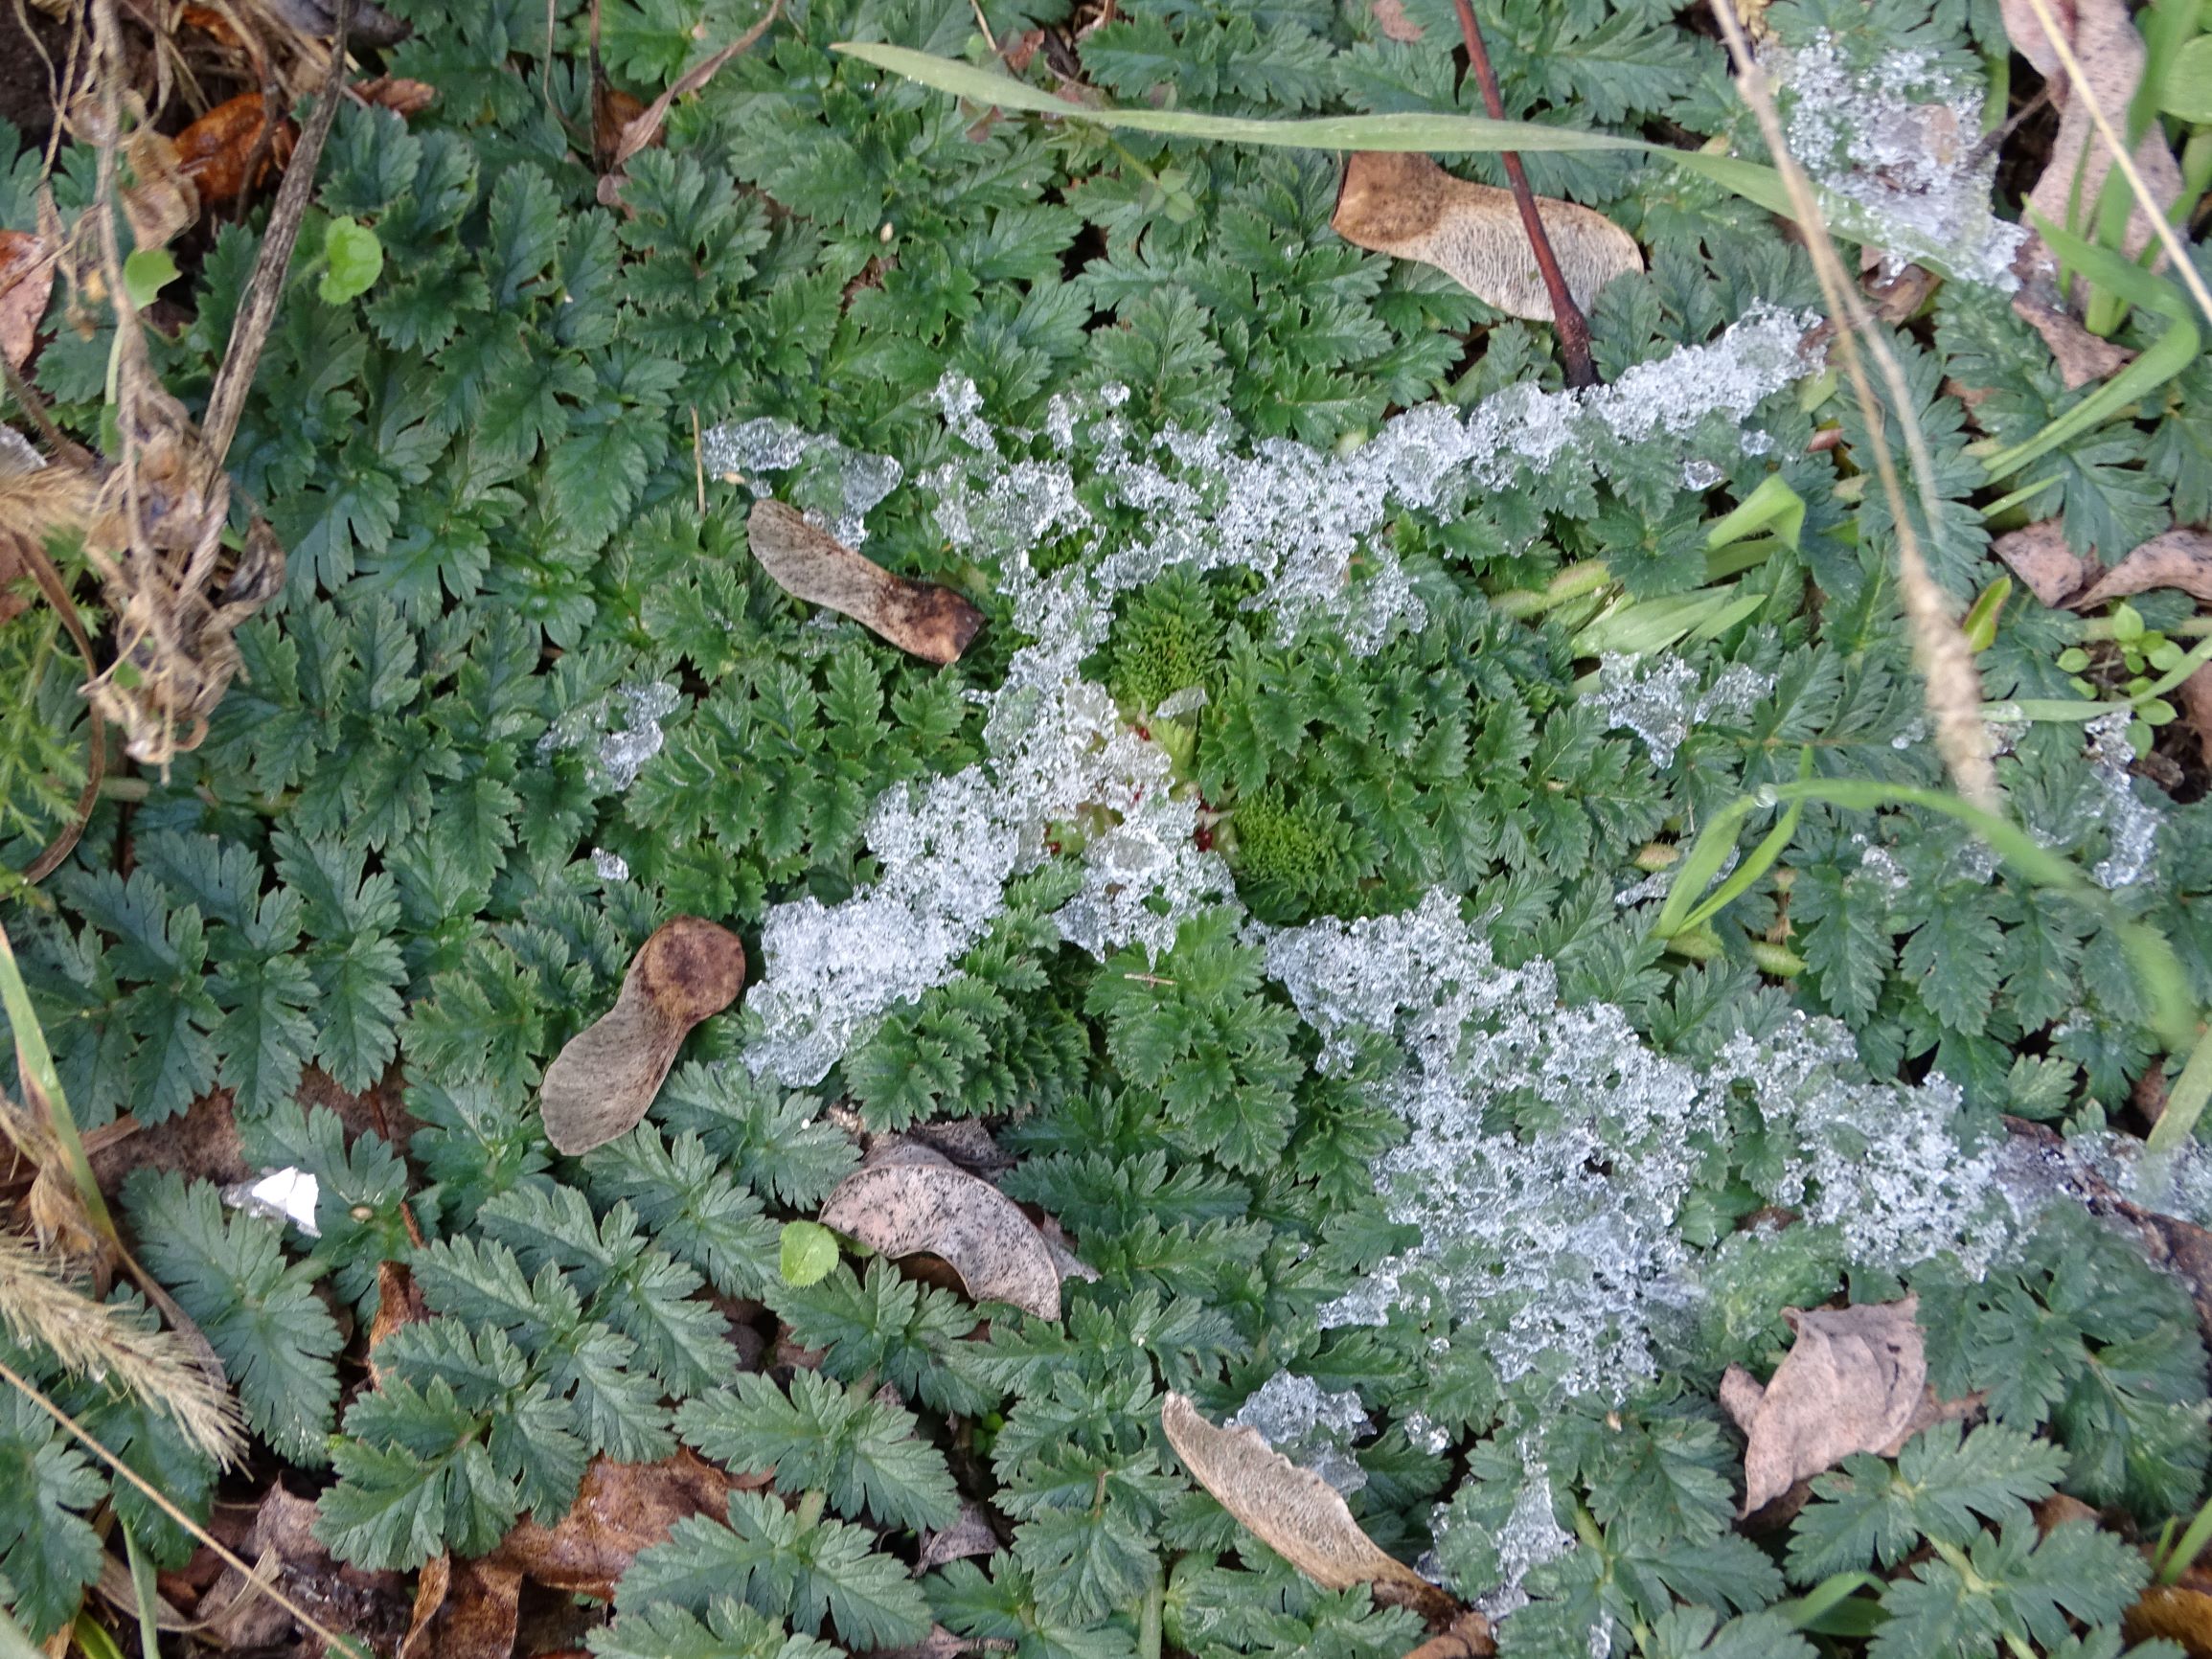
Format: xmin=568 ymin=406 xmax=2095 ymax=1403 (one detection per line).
xmin=1992 ymin=519 xmax=2102 ymax=607
xmin=497 ymin=1450 xmax=761 ymax=1598
xmin=174 ymin=92 xmax=295 ymax=208
xmin=2117 ymin=1202 xmax=2212 ymax=1350
xmin=539 ymin=916 xmax=746 ymax=1154
xmin=355 ymin=77 xmax=438 ymax=118
xmin=918 ymin=1500 xmax=1002 ymax=1572
xmin=368 ymin=1260 xmax=426 ymax=1389
xmin=2071 ymin=529 xmax=2212 ymax=608
xmin=820 ymin=1140 xmax=1067 ymax=1319
xmin=1162 ymin=1393 xmax=1458 ymax=1623
xmin=2176 ymin=665 xmax=2212 ymax=771
xmin=2127 ymin=1585 xmax=2212 ymax=1658
xmin=2012 ymin=288 xmax=2135 ymax=388
xmin=875 ymin=1627 xmax=981 ymax=1659
xmin=1331 ymin=152 xmax=1641 ymax=323
xmin=400 ymin=1552 xmax=521 ymax=1659
xmin=1720 ymin=1296 xmax=1927 ymax=1516
xmin=0 ymin=231 xmax=52 ymax=372
xmin=1369 ymin=0 xmax=1425 ymax=42
xmin=2010 ymin=0 xmax=2180 ymax=262
xmin=597 ymin=0 xmax=784 ymax=206
xmin=1403 ymin=1611 xmax=1498 ymax=1659
xmin=747 ymin=499 xmax=986 ymax=665
xmin=121 ymin=126 xmax=199 ymax=254
xmin=197 ymin=1486 xmax=412 ymax=1650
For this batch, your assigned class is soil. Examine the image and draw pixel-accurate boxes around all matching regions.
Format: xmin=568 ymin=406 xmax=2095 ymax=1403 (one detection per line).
xmin=0 ymin=5 xmax=70 ymax=149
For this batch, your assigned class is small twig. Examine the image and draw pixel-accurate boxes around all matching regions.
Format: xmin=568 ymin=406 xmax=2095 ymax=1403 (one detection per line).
xmin=968 ymin=0 xmax=998 ymax=54
xmin=602 ymin=0 xmax=785 ymax=182
xmin=1963 ymin=79 xmax=2053 ymax=173
xmin=1447 ymin=0 xmax=1596 ymax=388
xmin=201 ymin=0 xmax=356 ymax=466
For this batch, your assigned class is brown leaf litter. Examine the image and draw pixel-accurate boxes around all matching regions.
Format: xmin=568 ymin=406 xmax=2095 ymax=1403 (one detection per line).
xmin=1992 ymin=521 xmax=2212 ymax=609
xmin=192 ymin=1485 xmax=411 ymax=1652
xmin=2010 ymin=286 xmax=2136 ymax=388
xmin=0 ymin=230 xmax=52 ymax=372
xmin=1331 ymin=151 xmax=1642 ymax=323
xmin=819 ymin=1138 xmax=1091 ymax=1320
xmin=1720 ymin=1295 xmax=1976 ymax=1516
xmin=538 ymin=916 xmax=747 ymax=1154
xmin=399 ymin=1451 xmax=768 ymax=1659
xmin=1161 ymin=1391 xmax=1463 ymax=1627
xmin=2004 ymin=0 xmax=2181 ymax=265
xmin=747 ymin=499 xmax=987 ymax=665
xmin=1991 ymin=519 xmax=2105 ymax=607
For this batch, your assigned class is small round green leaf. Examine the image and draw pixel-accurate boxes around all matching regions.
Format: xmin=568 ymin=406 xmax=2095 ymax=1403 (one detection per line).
xmin=319 ymin=216 xmax=385 ymax=305
xmin=2057 ymin=648 xmax=2091 ymax=672
xmin=2163 ymin=36 xmax=2212 ymax=122
xmin=2110 ymin=602 xmax=2146 ymax=643
xmin=122 ymin=247 xmax=178 ymax=309
xmin=779 ymin=1219 xmax=839 ymax=1287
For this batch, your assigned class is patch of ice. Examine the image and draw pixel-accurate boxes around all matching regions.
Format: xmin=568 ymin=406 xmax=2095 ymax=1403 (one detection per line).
xmin=1592 ymin=657 xmax=1775 ymax=769
xmin=591 ymin=848 xmax=630 ymax=882
xmin=1473 ymin=1462 xmax=1575 ymax=1621
xmin=701 ymin=415 xmax=904 ymax=545
xmin=536 ymin=681 xmax=683 ymax=792
xmin=2084 ymin=709 xmax=2160 ymax=889
xmin=1229 ymin=1370 xmax=1373 ymax=1494
xmin=1773 ymin=33 xmax=2026 ymax=289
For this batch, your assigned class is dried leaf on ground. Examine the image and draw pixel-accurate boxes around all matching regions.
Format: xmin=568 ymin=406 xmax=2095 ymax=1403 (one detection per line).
xmin=1402 ymin=1611 xmax=1498 ymax=1659
xmin=917 ymin=1501 xmax=1001 ymax=1572
xmin=200 ymin=1486 xmax=411 ymax=1650
xmin=1720 ymin=1296 xmax=1927 ymax=1515
xmin=1331 ymin=152 xmax=1642 ymax=323
xmin=1162 ymin=1393 xmax=1458 ymax=1623
xmin=0 ymin=231 xmax=52 ymax=371
xmin=355 ymin=77 xmax=437 ymax=117
xmin=746 ymin=500 xmax=986 ymax=665
xmin=367 ymin=1260 xmax=425 ymax=1388
xmin=121 ymin=127 xmax=199 ymax=254
xmin=2009 ymin=0 xmax=2181 ymax=262
xmin=400 ymin=1552 xmax=521 ymax=1659
xmin=597 ymin=0 xmax=784 ymax=204
xmin=174 ymin=93 xmax=295 ymax=207
xmin=2176 ymin=665 xmax=2212 ymax=770
xmin=2012 ymin=288 xmax=2136 ymax=388
xmin=497 ymin=1451 xmax=760 ymax=1599
xmin=819 ymin=1140 xmax=1068 ymax=1319
xmin=2071 ymin=529 xmax=2212 ymax=608
xmin=1370 ymin=0 xmax=1425 ymax=41
xmin=2126 ymin=1585 xmax=2212 ymax=1658
xmin=539 ymin=916 xmax=746 ymax=1154
xmin=875 ymin=1627 xmax=977 ymax=1659
xmin=1992 ymin=519 xmax=2101 ymax=606
xmin=2117 ymin=1201 xmax=2212 ymax=1350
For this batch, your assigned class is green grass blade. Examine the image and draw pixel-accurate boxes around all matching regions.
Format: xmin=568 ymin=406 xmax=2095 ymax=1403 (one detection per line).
xmin=2146 ymin=1020 xmax=2212 ymax=1153
xmin=122 ymin=1519 xmax=162 ymax=1659
xmin=1675 ymin=748 xmax=1813 ymax=933
xmin=0 ymin=920 xmax=116 ymax=1241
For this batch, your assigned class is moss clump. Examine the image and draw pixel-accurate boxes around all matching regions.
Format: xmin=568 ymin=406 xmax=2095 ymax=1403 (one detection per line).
xmin=1226 ymin=784 xmax=1358 ymax=922
xmin=1105 ymin=568 xmax=1225 ymax=715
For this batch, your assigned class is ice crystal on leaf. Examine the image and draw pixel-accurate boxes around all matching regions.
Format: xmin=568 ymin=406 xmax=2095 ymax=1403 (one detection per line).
xmin=1774 ymin=33 xmax=2026 ymax=288
xmin=1591 ymin=657 xmax=1775 ymax=768
xmin=1228 ymin=1369 xmax=1374 ymax=1494
xmin=702 ymin=416 xmax=904 ymax=546
xmin=537 ymin=680 xmax=683 ymax=791
xmin=2084 ymin=710 xmax=2161 ymax=889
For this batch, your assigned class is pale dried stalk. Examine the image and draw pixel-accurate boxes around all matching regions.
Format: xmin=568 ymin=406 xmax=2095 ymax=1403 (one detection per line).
xmin=0 ymin=1232 xmax=244 ymax=1466
xmin=2018 ymin=0 xmax=2212 ymax=333
xmin=0 ymin=1354 xmax=369 ymax=1658
xmin=1707 ymin=1 xmax=1999 ymax=810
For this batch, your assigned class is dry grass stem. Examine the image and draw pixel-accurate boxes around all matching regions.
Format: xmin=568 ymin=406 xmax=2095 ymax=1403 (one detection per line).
xmin=0 ymin=1353 xmax=367 ymax=1656
xmin=1707 ymin=0 xmax=1999 ymax=811
xmin=2017 ymin=0 xmax=2212 ymax=332
xmin=0 ymin=1231 xmax=245 ymax=1466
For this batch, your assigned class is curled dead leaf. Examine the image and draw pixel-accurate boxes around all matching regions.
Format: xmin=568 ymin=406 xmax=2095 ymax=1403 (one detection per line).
xmin=918 ymin=1500 xmax=1002 ymax=1572
xmin=539 ymin=916 xmax=747 ymax=1154
xmin=2012 ymin=288 xmax=2135 ymax=389
xmin=0 ymin=231 xmax=53 ymax=371
xmin=401 ymin=1553 xmax=520 ymax=1659
xmin=1162 ymin=1393 xmax=1457 ymax=1623
xmin=2010 ymin=0 xmax=2180 ymax=263
xmin=355 ymin=77 xmax=438 ymax=118
xmin=498 ymin=1450 xmax=761 ymax=1599
xmin=174 ymin=93 xmax=295 ymax=207
xmin=1720 ymin=1296 xmax=1929 ymax=1516
xmin=1332 ymin=152 xmax=1641 ymax=323
xmin=2071 ymin=528 xmax=2212 ymax=608
xmin=819 ymin=1140 xmax=1069 ymax=1319
xmin=1992 ymin=519 xmax=2102 ymax=607
xmin=121 ymin=127 xmax=199 ymax=254
xmin=1402 ymin=1611 xmax=1498 ymax=1659
xmin=747 ymin=499 xmax=986 ymax=665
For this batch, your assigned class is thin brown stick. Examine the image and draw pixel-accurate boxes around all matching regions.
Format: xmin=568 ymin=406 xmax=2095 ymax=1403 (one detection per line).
xmin=1706 ymin=0 xmax=1997 ymax=810
xmin=1447 ymin=0 xmax=1596 ymax=388
xmin=200 ymin=0 xmax=355 ymax=467
xmin=0 ymin=1355 xmax=368 ymax=1658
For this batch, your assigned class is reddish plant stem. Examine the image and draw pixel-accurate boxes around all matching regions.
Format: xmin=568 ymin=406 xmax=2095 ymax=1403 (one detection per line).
xmin=1448 ymin=0 xmax=1598 ymax=388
